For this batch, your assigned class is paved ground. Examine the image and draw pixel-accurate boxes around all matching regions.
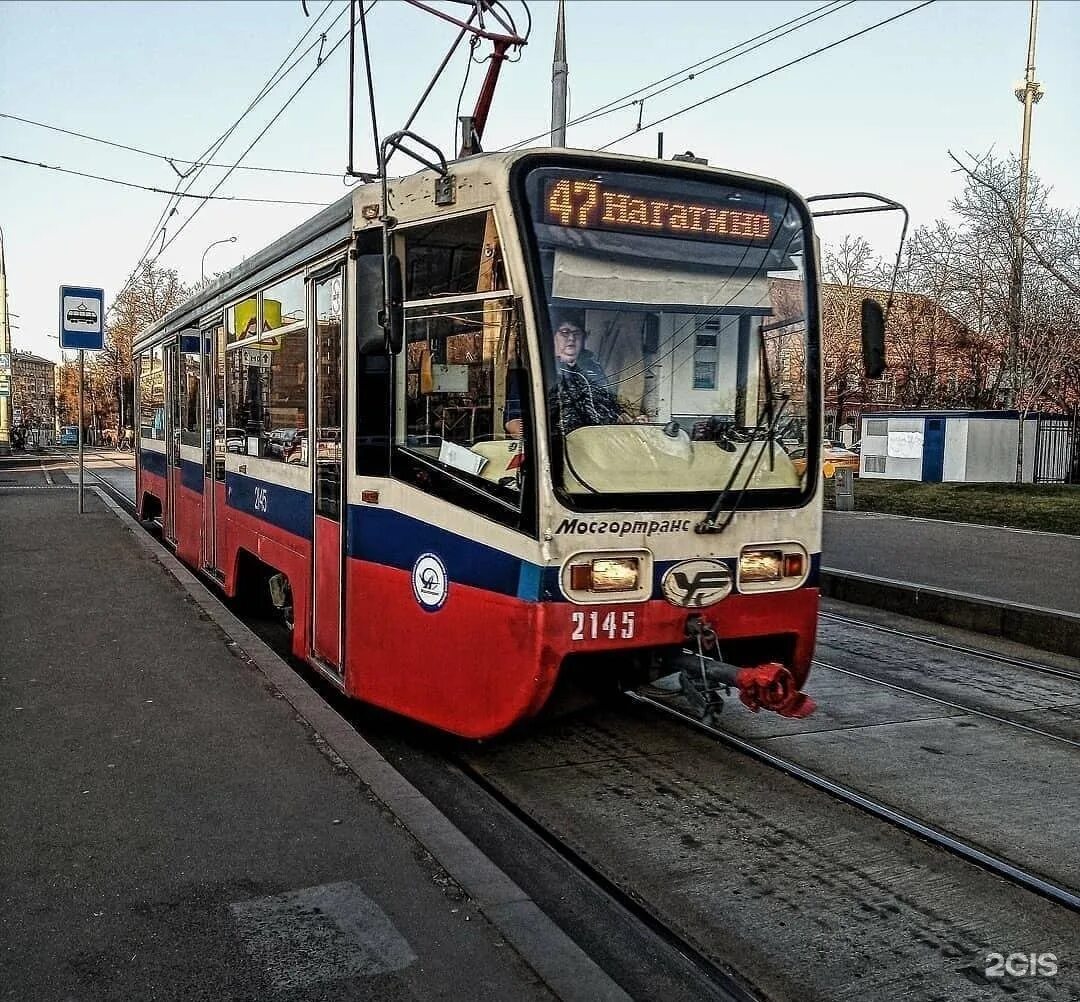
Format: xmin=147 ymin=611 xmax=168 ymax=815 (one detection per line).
xmin=824 ymin=510 xmax=1080 ymax=614
xmin=0 ymin=485 xmax=597 ymax=1002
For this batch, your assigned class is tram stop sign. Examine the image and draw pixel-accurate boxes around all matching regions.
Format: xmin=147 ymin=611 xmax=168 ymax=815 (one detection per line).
xmin=59 ymin=285 xmax=105 ymax=350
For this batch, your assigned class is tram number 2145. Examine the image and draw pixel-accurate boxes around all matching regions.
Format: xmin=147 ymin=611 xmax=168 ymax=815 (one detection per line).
xmin=571 ymin=610 xmax=636 ymax=641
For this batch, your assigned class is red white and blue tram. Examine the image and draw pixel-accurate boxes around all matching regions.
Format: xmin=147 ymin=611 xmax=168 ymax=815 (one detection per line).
xmin=134 ymin=148 xmax=881 ymax=738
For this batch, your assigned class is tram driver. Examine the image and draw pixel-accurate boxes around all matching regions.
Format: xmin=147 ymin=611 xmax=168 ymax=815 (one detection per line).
xmin=504 ymin=310 xmax=621 ymax=437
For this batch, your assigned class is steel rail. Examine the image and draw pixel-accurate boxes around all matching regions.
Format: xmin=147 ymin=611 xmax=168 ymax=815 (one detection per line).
xmin=819 ymin=610 xmax=1080 ymax=683
xmin=812 ymin=657 xmax=1080 ymax=749
xmin=451 ymin=753 xmax=764 ymax=1002
xmin=626 ymin=690 xmax=1080 ymax=915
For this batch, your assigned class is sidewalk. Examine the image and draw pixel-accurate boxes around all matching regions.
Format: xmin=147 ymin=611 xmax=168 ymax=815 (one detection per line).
xmin=0 ymin=486 xmax=625 ymax=1002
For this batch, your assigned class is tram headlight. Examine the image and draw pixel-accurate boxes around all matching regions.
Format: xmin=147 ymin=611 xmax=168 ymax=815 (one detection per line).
xmin=739 ymin=549 xmax=783 ymax=582
xmin=570 ymin=557 xmax=640 ymax=592
xmin=737 ymin=545 xmax=808 ymax=589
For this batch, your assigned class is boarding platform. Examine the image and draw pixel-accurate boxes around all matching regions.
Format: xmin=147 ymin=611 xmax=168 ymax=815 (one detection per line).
xmin=0 ymin=480 xmax=627 ymax=1002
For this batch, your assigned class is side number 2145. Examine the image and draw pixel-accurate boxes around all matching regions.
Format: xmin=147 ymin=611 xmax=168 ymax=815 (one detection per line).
xmin=571 ymin=610 xmax=636 ymax=641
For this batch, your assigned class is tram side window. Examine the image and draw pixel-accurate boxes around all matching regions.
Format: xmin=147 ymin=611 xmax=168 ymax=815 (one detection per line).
xmin=139 ymin=345 xmax=166 ymax=440
xmin=395 ymin=211 xmax=525 ymax=510
xmin=224 ymin=275 xmax=308 ymax=463
xmin=404 ymin=209 xmax=506 ymax=299
xmin=179 ymin=347 xmax=201 ymax=447
xmin=395 ymin=296 xmax=526 ymax=507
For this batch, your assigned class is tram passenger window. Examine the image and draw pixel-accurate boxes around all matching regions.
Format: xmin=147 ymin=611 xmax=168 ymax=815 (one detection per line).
xmin=224 ymin=275 xmax=308 ymax=462
xmin=404 ymin=210 xmax=506 ymax=299
xmin=179 ymin=349 xmax=201 ymax=447
xmin=139 ymin=346 xmax=165 ymax=440
xmin=394 ymin=295 xmax=525 ymax=508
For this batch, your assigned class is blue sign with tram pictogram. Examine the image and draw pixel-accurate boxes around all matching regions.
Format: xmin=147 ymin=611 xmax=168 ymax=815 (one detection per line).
xmin=59 ymin=285 xmax=105 ymax=350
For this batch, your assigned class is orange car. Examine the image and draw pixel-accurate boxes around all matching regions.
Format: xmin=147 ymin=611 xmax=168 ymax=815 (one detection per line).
xmin=787 ymin=442 xmax=860 ymax=477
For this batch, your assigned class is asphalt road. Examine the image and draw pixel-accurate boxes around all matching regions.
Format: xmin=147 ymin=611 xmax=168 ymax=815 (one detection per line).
xmin=823 ymin=510 xmax=1080 ymax=615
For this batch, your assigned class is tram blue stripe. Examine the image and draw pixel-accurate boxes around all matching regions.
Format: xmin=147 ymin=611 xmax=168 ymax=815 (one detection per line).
xmin=227 ymin=473 xmax=311 ymax=538
xmin=140 ymin=449 xmax=167 ymax=479
xmin=180 ymin=458 xmax=203 ymax=494
xmin=346 ymin=504 xmax=547 ymax=602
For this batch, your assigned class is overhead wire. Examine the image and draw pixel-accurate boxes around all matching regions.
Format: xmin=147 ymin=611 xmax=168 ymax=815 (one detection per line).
xmin=0 ymin=154 xmax=331 ymax=205
xmin=146 ymin=2 xmax=376 ymax=273
xmin=598 ymin=1 xmax=937 ymax=151
xmin=500 ymin=0 xmax=853 ymax=151
xmin=0 ymin=112 xmax=348 ymax=178
xmin=108 ymin=0 xmax=340 ymax=312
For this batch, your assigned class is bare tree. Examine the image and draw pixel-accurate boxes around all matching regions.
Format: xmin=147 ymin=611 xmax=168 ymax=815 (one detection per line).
xmin=101 ymin=263 xmax=188 ymax=436
xmin=820 ymin=235 xmax=878 ymax=431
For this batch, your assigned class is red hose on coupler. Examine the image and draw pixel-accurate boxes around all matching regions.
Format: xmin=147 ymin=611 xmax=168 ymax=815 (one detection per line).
xmin=733 ymin=663 xmax=816 ymax=718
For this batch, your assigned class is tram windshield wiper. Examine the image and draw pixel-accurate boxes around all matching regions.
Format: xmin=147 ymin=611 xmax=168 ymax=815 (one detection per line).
xmin=694 ymin=396 xmax=789 ymax=534
xmin=695 ymin=330 xmax=789 ymax=534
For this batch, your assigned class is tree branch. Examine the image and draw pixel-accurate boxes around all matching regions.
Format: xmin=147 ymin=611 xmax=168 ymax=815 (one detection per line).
xmin=948 ymin=151 xmax=1080 ymax=297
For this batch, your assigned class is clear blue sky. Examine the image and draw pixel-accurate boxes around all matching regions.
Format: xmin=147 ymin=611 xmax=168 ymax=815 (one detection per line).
xmin=2 ymin=0 xmax=1077 ymax=362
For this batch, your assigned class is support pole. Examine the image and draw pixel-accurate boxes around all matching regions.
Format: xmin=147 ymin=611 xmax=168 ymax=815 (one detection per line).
xmin=1007 ymin=0 xmax=1042 ymax=413
xmin=550 ymin=0 xmax=567 ymax=147
xmin=78 ymin=348 xmax=85 ymax=514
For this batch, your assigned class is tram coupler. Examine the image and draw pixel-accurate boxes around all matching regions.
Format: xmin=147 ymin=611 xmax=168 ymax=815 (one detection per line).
xmin=636 ymin=616 xmax=816 ymax=721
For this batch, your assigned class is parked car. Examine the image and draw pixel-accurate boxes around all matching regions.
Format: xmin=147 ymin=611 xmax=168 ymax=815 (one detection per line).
xmin=787 ymin=442 xmax=860 ymax=477
xmin=266 ymin=428 xmax=299 ymax=459
xmin=224 ymin=427 xmax=247 ymax=453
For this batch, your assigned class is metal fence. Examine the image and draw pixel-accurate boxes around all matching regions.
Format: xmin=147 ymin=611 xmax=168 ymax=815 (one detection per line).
xmin=1033 ymin=411 xmax=1079 ymax=484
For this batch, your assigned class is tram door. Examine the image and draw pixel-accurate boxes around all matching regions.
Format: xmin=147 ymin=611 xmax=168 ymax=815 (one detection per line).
xmin=310 ymin=267 xmax=345 ymax=674
xmin=201 ymin=317 xmax=226 ymax=576
xmin=163 ymin=339 xmax=179 ymax=545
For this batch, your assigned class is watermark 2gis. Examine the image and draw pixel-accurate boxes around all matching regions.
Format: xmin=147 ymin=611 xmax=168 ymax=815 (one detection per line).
xmin=985 ymin=952 xmax=1058 ymax=978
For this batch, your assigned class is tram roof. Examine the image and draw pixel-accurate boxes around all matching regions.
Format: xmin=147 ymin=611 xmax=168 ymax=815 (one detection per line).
xmin=135 ymin=147 xmax=797 ymax=349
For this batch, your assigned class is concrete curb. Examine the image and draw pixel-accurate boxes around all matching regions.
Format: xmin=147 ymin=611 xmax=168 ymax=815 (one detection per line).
xmin=90 ymin=488 xmax=632 ymax=1002
xmin=821 ymin=567 xmax=1080 ymax=660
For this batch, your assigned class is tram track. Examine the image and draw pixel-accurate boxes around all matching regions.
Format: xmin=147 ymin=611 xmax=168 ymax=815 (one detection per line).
xmin=819 ymin=609 xmax=1080 ymax=684
xmin=811 ymin=657 xmax=1080 ymax=749
xmin=76 ymin=458 xmax=1080 ymax=997
xmin=625 ymin=690 xmax=1080 ymax=915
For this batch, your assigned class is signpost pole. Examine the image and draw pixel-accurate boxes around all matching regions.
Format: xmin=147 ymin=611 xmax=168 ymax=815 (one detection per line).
xmin=59 ymin=284 xmax=104 ymax=514
xmin=78 ymin=348 xmax=85 ymax=514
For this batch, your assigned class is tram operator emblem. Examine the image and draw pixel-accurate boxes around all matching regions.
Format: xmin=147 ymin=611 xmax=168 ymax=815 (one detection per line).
xmin=661 ymin=559 xmax=733 ymax=608
xmin=412 ymin=553 xmax=449 ymax=612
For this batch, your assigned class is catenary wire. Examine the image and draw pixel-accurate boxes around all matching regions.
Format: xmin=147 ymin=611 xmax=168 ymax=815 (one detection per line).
xmin=0 ymin=154 xmax=331 ymax=206
xmin=598 ymin=1 xmax=936 ymax=151
xmin=109 ymin=2 xmax=364 ymax=314
xmin=0 ymin=112 xmax=347 ymax=178
xmin=107 ymin=0 xmax=343 ymax=313
xmin=148 ymin=5 xmax=373 ymax=271
xmin=500 ymin=0 xmax=853 ymax=151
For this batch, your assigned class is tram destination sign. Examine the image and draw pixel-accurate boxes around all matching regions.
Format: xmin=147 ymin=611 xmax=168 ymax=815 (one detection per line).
xmin=544 ymin=178 xmax=773 ymax=244
xmin=59 ymin=285 xmax=105 ymax=350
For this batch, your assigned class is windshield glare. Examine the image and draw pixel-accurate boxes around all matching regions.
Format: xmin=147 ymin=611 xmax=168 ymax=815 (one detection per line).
xmin=524 ymin=166 xmax=813 ymax=501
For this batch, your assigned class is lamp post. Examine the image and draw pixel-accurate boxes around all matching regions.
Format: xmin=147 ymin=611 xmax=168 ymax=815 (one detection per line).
xmin=201 ymin=236 xmax=238 ymax=285
xmin=0 ymin=224 xmax=12 ymax=455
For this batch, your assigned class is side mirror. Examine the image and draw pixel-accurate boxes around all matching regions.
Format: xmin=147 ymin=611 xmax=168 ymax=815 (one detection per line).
xmin=861 ymin=298 xmax=886 ymax=379
xmin=356 ymin=255 xmax=385 ymax=356
xmin=380 ymin=253 xmax=405 ymax=355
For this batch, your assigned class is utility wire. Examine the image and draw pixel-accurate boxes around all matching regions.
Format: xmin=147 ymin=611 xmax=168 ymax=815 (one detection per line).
xmin=501 ymin=0 xmax=853 ymax=151
xmin=108 ymin=0 xmax=348 ymax=314
xmin=599 ymin=1 xmax=936 ymax=151
xmin=0 ymin=154 xmax=330 ymax=205
xmin=148 ymin=6 xmax=371 ymax=272
xmin=0 ymin=112 xmax=347 ymax=178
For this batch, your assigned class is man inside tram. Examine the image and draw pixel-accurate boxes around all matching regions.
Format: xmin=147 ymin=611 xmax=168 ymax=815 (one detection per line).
xmin=504 ymin=309 xmax=620 ymax=437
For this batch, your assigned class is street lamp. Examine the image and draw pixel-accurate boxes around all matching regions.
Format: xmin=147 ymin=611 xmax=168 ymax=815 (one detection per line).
xmin=201 ymin=236 xmax=238 ymax=284
xmin=0 ymin=223 xmax=12 ymax=455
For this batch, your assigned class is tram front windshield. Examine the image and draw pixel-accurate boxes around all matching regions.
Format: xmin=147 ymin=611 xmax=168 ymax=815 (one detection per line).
xmin=520 ymin=166 xmax=815 ymax=508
